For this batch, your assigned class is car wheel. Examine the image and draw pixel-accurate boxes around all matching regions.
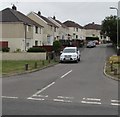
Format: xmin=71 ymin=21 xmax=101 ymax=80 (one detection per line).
xmin=75 ymin=59 xmax=79 ymax=63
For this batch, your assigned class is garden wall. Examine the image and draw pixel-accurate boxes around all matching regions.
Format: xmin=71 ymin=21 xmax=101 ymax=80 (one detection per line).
xmin=2 ymin=52 xmax=46 ymax=60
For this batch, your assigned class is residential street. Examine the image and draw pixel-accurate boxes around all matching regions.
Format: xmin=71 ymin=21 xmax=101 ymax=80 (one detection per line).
xmin=2 ymin=44 xmax=119 ymax=115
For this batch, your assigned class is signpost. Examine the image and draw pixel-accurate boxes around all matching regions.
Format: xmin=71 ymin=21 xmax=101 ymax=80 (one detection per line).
xmin=118 ymin=1 xmax=120 ymax=18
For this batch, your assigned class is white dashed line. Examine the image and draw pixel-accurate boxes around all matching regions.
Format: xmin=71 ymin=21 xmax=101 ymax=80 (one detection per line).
xmin=57 ymin=96 xmax=74 ymax=99
xmin=27 ymin=97 xmax=45 ymax=101
xmin=111 ymin=100 xmax=120 ymax=103
xmin=83 ymin=98 xmax=101 ymax=101
xmin=60 ymin=70 xmax=72 ymax=79
xmin=1 ymin=96 xmax=18 ymax=99
xmin=111 ymin=100 xmax=120 ymax=106
xmin=35 ymin=95 xmax=48 ymax=98
xmin=81 ymin=101 xmax=101 ymax=105
xmin=53 ymin=99 xmax=72 ymax=103
xmin=81 ymin=97 xmax=101 ymax=105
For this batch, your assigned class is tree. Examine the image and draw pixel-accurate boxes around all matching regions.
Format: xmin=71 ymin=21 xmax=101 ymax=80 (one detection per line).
xmin=101 ymin=15 xmax=120 ymax=45
xmin=53 ymin=40 xmax=62 ymax=54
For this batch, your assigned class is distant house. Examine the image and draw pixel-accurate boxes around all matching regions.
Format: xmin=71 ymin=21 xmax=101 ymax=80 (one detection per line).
xmin=63 ymin=20 xmax=84 ymax=40
xmin=48 ymin=16 xmax=68 ymax=40
xmin=27 ymin=11 xmax=59 ymax=45
xmin=84 ymin=22 xmax=111 ymax=42
xmin=84 ymin=22 xmax=102 ymax=39
xmin=0 ymin=5 xmax=44 ymax=52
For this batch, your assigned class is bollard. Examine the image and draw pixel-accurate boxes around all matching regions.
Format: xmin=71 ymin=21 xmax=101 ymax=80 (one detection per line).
xmin=110 ymin=61 xmax=114 ymax=71
xmin=48 ymin=59 xmax=50 ymax=63
xmin=34 ymin=62 xmax=37 ymax=68
xmin=42 ymin=60 xmax=45 ymax=65
xmin=25 ymin=64 xmax=28 ymax=71
xmin=114 ymin=69 xmax=117 ymax=75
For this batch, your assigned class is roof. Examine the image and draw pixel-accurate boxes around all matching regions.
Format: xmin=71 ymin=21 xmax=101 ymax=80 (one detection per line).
xmin=0 ymin=8 xmax=43 ymax=27
xmin=64 ymin=47 xmax=77 ymax=49
xmin=35 ymin=13 xmax=58 ymax=28
xmin=84 ymin=22 xmax=101 ymax=30
xmin=63 ymin=20 xmax=83 ymax=29
xmin=54 ymin=19 xmax=68 ymax=28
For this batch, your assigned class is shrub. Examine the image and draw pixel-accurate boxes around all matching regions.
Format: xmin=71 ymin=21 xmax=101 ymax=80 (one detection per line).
xmin=27 ymin=47 xmax=46 ymax=52
xmin=53 ymin=40 xmax=62 ymax=53
xmin=2 ymin=47 xmax=10 ymax=52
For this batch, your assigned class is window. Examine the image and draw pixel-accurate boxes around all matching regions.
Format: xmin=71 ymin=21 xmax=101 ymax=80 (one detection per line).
xmin=54 ymin=27 xmax=57 ymax=32
xmin=76 ymin=28 xmax=78 ymax=32
xmin=39 ymin=28 xmax=41 ymax=34
xmin=50 ymin=26 xmax=52 ymax=30
xmin=35 ymin=26 xmax=38 ymax=34
xmin=76 ymin=35 xmax=78 ymax=39
xmin=27 ymin=25 xmax=31 ymax=32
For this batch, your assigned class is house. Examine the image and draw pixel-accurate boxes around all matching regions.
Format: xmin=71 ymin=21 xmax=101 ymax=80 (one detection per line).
xmin=84 ymin=22 xmax=101 ymax=38
xmin=63 ymin=20 xmax=84 ymax=40
xmin=27 ymin=11 xmax=59 ymax=45
xmin=48 ymin=16 xmax=68 ymax=40
xmin=84 ymin=22 xmax=111 ymax=43
xmin=0 ymin=5 xmax=44 ymax=52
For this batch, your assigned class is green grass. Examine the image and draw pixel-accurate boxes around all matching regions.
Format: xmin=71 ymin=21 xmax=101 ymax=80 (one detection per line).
xmin=2 ymin=60 xmax=58 ymax=76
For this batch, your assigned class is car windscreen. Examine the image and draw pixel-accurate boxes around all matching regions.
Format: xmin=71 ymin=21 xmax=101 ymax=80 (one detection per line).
xmin=63 ymin=49 xmax=76 ymax=53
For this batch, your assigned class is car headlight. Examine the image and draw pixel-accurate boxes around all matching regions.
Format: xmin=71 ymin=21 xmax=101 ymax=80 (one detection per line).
xmin=72 ymin=54 xmax=77 ymax=57
xmin=60 ymin=55 xmax=64 ymax=58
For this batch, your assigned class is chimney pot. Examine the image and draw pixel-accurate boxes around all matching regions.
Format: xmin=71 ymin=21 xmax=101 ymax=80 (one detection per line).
xmin=38 ymin=11 xmax=41 ymax=16
xmin=12 ymin=5 xmax=17 ymax=10
xmin=53 ymin=16 xmax=56 ymax=20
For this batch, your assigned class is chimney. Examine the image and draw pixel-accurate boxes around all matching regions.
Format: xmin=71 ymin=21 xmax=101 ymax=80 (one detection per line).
xmin=12 ymin=4 xmax=17 ymax=10
xmin=53 ymin=16 xmax=56 ymax=20
xmin=38 ymin=11 xmax=41 ymax=16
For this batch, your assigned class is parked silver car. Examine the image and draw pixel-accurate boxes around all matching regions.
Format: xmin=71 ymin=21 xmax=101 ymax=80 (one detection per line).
xmin=86 ymin=41 xmax=96 ymax=48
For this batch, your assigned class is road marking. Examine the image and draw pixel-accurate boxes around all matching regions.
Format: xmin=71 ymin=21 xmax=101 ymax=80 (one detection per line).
xmin=60 ymin=70 xmax=72 ymax=79
xmin=83 ymin=98 xmax=101 ymax=101
xmin=32 ymin=82 xmax=55 ymax=96
xmin=81 ymin=101 xmax=101 ymax=105
xmin=27 ymin=97 xmax=45 ymax=101
xmin=35 ymin=95 xmax=48 ymax=98
xmin=111 ymin=100 xmax=120 ymax=103
xmin=53 ymin=99 xmax=72 ymax=103
xmin=1 ymin=96 xmax=18 ymax=99
xmin=111 ymin=100 xmax=120 ymax=106
xmin=81 ymin=97 xmax=101 ymax=105
xmin=111 ymin=103 xmax=120 ymax=106
xmin=57 ymin=96 xmax=74 ymax=99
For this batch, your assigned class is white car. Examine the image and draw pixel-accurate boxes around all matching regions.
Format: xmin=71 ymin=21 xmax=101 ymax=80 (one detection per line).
xmin=60 ymin=47 xmax=81 ymax=63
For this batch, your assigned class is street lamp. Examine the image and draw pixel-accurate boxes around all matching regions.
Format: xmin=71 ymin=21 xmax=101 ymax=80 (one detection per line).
xmin=110 ymin=6 xmax=119 ymax=55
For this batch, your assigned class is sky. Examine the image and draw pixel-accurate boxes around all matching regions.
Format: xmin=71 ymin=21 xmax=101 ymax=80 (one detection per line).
xmin=0 ymin=0 xmax=120 ymax=26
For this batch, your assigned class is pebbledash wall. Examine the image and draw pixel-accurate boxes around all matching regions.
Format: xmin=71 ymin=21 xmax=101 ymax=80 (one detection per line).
xmin=2 ymin=52 xmax=46 ymax=60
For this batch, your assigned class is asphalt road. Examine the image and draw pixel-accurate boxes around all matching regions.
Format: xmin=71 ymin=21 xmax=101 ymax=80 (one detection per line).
xmin=2 ymin=44 xmax=119 ymax=115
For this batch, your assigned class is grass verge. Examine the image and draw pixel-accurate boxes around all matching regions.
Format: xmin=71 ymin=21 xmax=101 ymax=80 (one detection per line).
xmin=2 ymin=60 xmax=58 ymax=77
xmin=105 ymin=55 xmax=120 ymax=80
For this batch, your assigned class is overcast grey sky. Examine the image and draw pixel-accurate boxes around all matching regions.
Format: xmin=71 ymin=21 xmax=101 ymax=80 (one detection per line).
xmin=0 ymin=1 xmax=120 ymax=26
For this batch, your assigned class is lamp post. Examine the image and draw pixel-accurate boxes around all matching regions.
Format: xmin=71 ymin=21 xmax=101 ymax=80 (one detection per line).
xmin=110 ymin=7 xmax=119 ymax=56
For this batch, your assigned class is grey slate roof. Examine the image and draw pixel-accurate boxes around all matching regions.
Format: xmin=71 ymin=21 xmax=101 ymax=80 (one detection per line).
xmin=54 ymin=19 xmax=68 ymax=28
xmin=35 ymin=13 xmax=58 ymax=28
xmin=0 ymin=8 xmax=43 ymax=27
xmin=84 ymin=22 xmax=101 ymax=30
xmin=63 ymin=20 xmax=83 ymax=29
